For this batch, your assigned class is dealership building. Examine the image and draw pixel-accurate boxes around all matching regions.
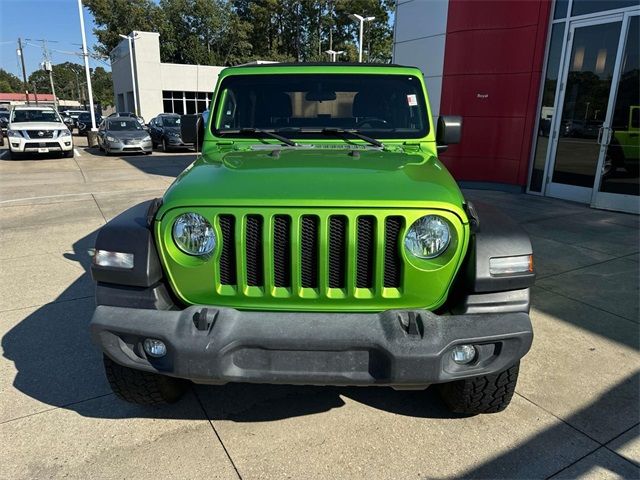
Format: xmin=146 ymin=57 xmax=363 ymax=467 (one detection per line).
xmin=394 ymin=0 xmax=639 ymax=213
xmin=110 ymin=31 xmax=224 ymax=122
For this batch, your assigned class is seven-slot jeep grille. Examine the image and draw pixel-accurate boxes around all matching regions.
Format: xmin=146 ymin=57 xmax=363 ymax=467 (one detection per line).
xmin=216 ymin=212 xmax=404 ymax=296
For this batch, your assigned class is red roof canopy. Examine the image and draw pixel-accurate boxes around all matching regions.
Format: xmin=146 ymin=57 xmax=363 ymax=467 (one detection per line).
xmin=0 ymin=93 xmax=56 ymax=101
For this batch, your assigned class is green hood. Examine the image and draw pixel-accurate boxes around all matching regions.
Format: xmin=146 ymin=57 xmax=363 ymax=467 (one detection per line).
xmin=158 ymin=146 xmax=467 ymax=219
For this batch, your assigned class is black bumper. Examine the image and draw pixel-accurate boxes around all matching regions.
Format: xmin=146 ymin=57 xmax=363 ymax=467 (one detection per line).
xmin=91 ymin=305 xmax=533 ymax=387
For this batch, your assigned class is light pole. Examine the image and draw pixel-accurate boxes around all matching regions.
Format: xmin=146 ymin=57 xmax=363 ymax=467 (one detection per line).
xmin=118 ymin=33 xmax=139 ymax=116
xmin=324 ymin=49 xmax=344 ymax=62
xmin=77 ymin=0 xmax=97 ymax=131
xmin=349 ymin=14 xmax=375 ymax=63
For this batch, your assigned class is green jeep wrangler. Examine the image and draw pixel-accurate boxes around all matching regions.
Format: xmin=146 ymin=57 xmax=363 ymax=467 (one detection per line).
xmin=90 ymin=64 xmax=535 ymax=415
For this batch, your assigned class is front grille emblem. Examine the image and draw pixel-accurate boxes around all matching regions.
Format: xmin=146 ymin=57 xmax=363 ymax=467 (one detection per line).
xmin=37 ymin=131 xmax=44 ymax=137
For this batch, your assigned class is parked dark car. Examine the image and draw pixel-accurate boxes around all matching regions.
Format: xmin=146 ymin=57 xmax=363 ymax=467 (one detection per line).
xmin=96 ymin=116 xmax=152 ymax=155
xmin=77 ymin=111 xmax=101 ymax=135
xmin=1 ymin=109 xmax=11 ymax=128
xmin=149 ymin=113 xmax=194 ymax=151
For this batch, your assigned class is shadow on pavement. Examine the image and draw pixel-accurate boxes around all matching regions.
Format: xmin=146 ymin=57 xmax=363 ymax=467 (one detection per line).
xmin=81 ymin=144 xmax=196 ymax=178
xmin=458 ymin=373 xmax=640 ymax=479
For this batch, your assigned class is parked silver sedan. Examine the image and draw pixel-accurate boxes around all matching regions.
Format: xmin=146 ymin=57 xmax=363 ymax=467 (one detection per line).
xmin=97 ymin=116 xmax=152 ymax=155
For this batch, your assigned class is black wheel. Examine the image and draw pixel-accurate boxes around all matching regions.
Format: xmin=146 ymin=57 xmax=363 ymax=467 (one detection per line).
xmin=7 ymin=150 xmax=21 ymax=160
xmin=62 ymin=149 xmax=74 ymax=158
xmin=437 ymin=362 xmax=520 ymax=415
xmin=103 ymin=355 xmax=188 ymax=405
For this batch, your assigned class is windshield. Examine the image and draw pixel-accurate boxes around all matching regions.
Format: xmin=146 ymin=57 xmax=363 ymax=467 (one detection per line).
xmin=162 ymin=116 xmax=181 ymax=127
xmin=11 ymin=109 xmax=60 ymax=123
xmin=107 ymin=120 xmax=143 ymax=131
xmin=213 ymin=74 xmax=429 ymax=139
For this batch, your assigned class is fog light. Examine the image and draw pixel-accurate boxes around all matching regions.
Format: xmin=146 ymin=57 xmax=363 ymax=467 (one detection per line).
xmin=143 ymin=338 xmax=167 ymax=358
xmin=452 ymin=344 xmax=476 ymax=365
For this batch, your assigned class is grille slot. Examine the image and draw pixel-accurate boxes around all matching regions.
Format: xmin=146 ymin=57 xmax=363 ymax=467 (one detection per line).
xmin=245 ymin=215 xmax=263 ymax=287
xmin=384 ymin=217 xmax=403 ymax=288
xmin=356 ymin=216 xmax=375 ymax=289
xmin=328 ymin=216 xmax=347 ymax=289
xmin=300 ymin=215 xmax=319 ymax=288
xmin=218 ymin=215 xmax=236 ymax=285
xmin=273 ymin=215 xmax=291 ymax=288
xmin=25 ymin=130 xmax=55 ymax=139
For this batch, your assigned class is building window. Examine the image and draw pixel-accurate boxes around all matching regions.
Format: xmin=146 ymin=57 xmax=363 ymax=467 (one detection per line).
xmin=529 ymin=23 xmax=566 ymax=192
xmin=162 ymin=91 xmax=212 ymax=114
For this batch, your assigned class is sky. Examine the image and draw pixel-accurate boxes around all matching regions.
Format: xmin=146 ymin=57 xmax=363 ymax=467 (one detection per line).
xmin=0 ymin=0 xmax=106 ymax=79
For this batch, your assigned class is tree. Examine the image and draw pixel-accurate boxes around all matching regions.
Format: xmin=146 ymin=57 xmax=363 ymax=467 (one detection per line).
xmin=84 ymin=0 xmax=394 ymax=65
xmin=91 ymin=66 xmax=114 ymax=106
xmin=0 ymin=68 xmax=24 ymax=93
xmin=26 ymin=62 xmax=114 ymax=106
xmin=159 ymin=0 xmax=252 ymax=65
xmin=84 ymin=0 xmax=170 ymax=58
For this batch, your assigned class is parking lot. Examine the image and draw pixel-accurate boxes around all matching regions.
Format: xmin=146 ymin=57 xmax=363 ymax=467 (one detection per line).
xmin=0 ymin=136 xmax=638 ymax=479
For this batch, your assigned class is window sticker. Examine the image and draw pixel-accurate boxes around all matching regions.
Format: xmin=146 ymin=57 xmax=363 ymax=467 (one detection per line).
xmin=407 ymin=94 xmax=418 ymax=106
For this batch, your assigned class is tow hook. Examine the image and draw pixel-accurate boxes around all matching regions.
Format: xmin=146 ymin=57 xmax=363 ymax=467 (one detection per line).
xmin=397 ymin=311 xmax=424 ymax=338
xmin=193 ymin=308 xmax=218 ymax=331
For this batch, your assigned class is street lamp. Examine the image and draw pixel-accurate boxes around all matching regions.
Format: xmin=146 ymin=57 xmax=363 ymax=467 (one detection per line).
xmin=324 ymin=49 xmax=345 ymax=62
xmin=118 ymin=33 xmax=139 ymax=115
xmin=77 ymin=0 xmax=97 ymax=132
xmin=349 ymin=14 xmax=375 ymax=63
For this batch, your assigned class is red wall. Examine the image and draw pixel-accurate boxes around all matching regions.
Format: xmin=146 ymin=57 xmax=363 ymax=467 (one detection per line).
xmin=439 ymin=0 xmax=552 ymax=186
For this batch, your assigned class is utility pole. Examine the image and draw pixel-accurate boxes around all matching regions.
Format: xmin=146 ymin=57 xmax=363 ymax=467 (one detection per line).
xmin=42 ymin=40 xmax=59 ymax=111
xmin=26 ymin=38 xmax=61 ymax=110
xmin=17 ymin=38 xmax=30 ymax=104
xmin=32 ymin=81 xmax=39 ymax=105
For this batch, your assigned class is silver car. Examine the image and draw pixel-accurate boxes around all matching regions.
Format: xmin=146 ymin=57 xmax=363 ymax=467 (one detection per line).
xmin=97 ymin=116 xmax=153 ymax=155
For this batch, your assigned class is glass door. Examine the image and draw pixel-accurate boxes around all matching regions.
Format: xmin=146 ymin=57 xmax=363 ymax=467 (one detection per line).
xmin=592 ymin=13 xmax=640 ymax=213
xmin=545 ymin=16 xmax=623 ymax=203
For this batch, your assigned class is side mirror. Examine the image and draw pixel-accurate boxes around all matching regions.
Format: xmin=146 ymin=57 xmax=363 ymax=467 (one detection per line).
xmin=436 ymin=115 xmax=462 ymax=153
xmin=180 ymin=114 xmax=203 ymax=152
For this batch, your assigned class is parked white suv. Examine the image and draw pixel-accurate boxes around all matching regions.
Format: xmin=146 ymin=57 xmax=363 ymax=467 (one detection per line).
xmin=6 ymin=106 xmax=74 ymax=159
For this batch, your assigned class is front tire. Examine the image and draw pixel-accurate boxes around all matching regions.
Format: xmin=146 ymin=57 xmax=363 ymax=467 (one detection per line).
xmin=103 ymin=355 xmax=188 ymax=405
xmin=437 ymin=362 xmax=520 ymax=415
xmin=7 ymin=150 xmax=22 ymax=160
xmin=63 ymin=150 xmax=74 ymax=158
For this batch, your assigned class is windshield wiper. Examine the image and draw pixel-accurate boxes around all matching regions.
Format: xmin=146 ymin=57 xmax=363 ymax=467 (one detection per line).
xmin=320 ymin=128 xmax=383 ymax=148
xmin=220 ymin=127 xmax=299 ymax=147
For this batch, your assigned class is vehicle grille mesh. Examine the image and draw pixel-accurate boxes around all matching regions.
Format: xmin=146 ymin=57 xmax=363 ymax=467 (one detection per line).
xmin=219 ymin=215 xmax=236 ymax=285
xmin=328 ymin=216 xmax=347 ymax=289
xmin=300 ymin=216 xmax=319 ymax=288
xmin=245 ymin=215 xmax=263 ymax=286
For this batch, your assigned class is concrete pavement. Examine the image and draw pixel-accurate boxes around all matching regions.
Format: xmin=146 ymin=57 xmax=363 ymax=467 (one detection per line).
xmin=1 ymin=138 xmax=638 ymax=479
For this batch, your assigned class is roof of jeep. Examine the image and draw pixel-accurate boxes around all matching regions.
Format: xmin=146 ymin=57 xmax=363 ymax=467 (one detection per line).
xmin=220 ymin=63 xmax=422 ymax=78
xmin=232 ymin=62 xmax=417 ymax=69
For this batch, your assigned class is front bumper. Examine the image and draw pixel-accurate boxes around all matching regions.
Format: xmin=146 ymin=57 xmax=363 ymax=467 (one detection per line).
xmin=91 ymin=305 xmax=533 ymax=387
xmin=106 ymin=139 xmax=152 ymax=153
xmin=9 ymin=136 xmax=73 ymax=153
xmin=165 ymin=136 xmax=194 ymax=149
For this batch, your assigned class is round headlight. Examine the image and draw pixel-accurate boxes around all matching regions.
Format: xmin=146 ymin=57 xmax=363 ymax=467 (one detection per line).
xmin=404 ymin=215 xmax=451 ymax=259
xmin=172 ymin=213 xmax=216 ymax=256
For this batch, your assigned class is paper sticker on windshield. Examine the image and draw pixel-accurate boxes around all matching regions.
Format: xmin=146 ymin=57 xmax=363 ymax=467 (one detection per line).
xmin=407 ymin=94 xmax=418 ymax=106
